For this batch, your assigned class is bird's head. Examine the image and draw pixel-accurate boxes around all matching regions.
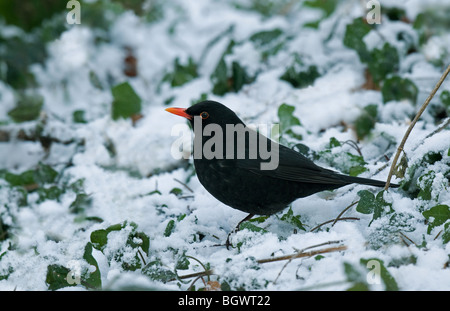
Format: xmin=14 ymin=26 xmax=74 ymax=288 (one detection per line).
xmin=165 ymin=100 xmax=244 ymax=130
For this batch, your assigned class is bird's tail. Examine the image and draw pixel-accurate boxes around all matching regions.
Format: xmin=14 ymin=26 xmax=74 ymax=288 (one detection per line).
xmin=339 ymin=174 xmax=399 ymax=188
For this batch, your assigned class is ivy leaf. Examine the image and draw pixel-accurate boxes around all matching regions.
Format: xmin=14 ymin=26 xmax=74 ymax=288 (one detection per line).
xmin=280 ymin=207 xmax=306 ymax=231
xmin=417 ymin=171 xmax=435 ymax=201
xmin=142 ymin=260 xmax=177 ymax=283
xmin=82 ymin=242 xmax=102 ymax=289
xmin=442 ymin=222 xmax=450 ymax=244
xmin=3 ymin=170 xmax=36 ymax=187
xmin=239 ymin=221 xmax=267 ymax=233
xmin=381 ymin=76 xmax=418 ymax=104
xmin=354 ymin=104 xmax=378 ymax=140
xmin=356 ymin=190 xmax=376 ymax=214
xmin=343 ymin=18 xmax=372 ymax=63
xmin=33 ymin=162 xmax=58 ymax=185
xmin=343 ymin=262 xmax=369 ymax=291
xmin=280 ymin=55 xmax=320 ymax=89
xmin=46 ymin=264 xmax=76 ymax=291
xmin=249 ymin=28 xmax=282 ymax=46
xmin=367 ymin=43 xmax=399 ymax=85
xmin=90 ymin=222 xmax=124 ymax=251
xmin=8 ymin=95 xmax=43 ymax=123
xmin=303 ymin=0 xmax=337 ymax=18
xmin=278 ymin=103 xmax=301 ymax=131
xmin=111 ymin=82 xmax=141 ymax=120
xmin=356 ymin=190 xmax=393 ymax=225
xmin=162 ymin=57 xmax=198 ymax=87
xmin=360 ymin=258 xmax=399 ymax=291
xmin=422 ymin=204 xmax=450 ymax=234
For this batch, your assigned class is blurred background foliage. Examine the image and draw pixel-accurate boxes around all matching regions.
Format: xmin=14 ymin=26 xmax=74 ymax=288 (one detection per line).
xmin=0 ymin=0 xmax=449 ymax=123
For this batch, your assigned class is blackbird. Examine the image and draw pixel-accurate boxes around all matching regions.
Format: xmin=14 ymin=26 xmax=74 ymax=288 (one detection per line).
xmin=166 ymin=101 xmax=398 ymax=241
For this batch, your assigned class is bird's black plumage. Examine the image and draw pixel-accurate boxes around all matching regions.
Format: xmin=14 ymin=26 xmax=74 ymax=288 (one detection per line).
xmin=166 ymin=100 xmax=398 ymax=216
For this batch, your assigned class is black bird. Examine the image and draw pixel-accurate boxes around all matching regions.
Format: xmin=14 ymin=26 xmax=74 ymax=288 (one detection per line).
xmin=166 ymin=101 xmax=398 ymax=242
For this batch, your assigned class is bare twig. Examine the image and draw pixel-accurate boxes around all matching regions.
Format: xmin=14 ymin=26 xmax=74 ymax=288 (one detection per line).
xmin=176 ymin=269 xmax=214 ymax=281
xmin=173 ymin=178 xmax=194 ymax=193
xmin=385 ymin=64 xmax=450 ymax=190
xmin=398 ymin=232 xmax=418 ymax=247
xmin=257 ymin=245 xmax=347 ymax=264
xmin=310 ymin=217 xmax=360 ymax=232
xmin=422 ymin=117 xmax=450 ymax=141
xmin=331 ymin=201 xmax=359 ymax=227
xmin=272 ymin=240 xmax=344 ymax=284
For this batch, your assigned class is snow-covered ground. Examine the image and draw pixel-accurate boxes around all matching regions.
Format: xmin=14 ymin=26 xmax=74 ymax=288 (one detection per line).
xmin=0 ymin=0 xmax=449 ymax=291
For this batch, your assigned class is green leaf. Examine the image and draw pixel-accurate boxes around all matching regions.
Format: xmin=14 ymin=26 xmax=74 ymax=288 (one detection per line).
xmin=210 ymin=40 xmax=253 ymax=95
xmin=164 ymin=219 xmax=176 ymax=237
xmin=90 ymin=222 xmax=149 ymax=271
xmin=169 ymin=187 xmax=183 ymax=196
xmin=277 ymin=103 xmax=301 ymax=132
xmin=163 ymin=57 xmax=198 ymax=87
xmin=360 ymin=258 xmax=399 ymax=291
xmin=90 ymin=222 xmax=124 ymax=251
xmin=417 ymin=171 xmax=435 ymax=201
xmin=239 ymin=221 xmax=268 ymax=233
xmin=73 ymin=110 xmax=87 ymax=123
xmin=175 ymin=253 xmax=190 ymax=270
xmin=442 ymin=222 xmax=450 ymax=244
xmin=343 ymin=262 xmax=369 ymax=291
xmin=317 ymin=146 xmax=367 ymax=175
xmin=373 ymin=191 xmax=393 ymax=221
xmin=354 ymin=104 xmax=378 ymax=140
xmin=422 ymin=204 xmax=450 ymax=234
xmin=440 ymin=90 xmax=450 ymax=108
xmin=111 ymin=82 xmax=141 ymax=120
xmin=37 ymin=186 xmax=63 ymax=202
xmin=34 ymin=163 xmax=58 ymax=185
xmin=82 ymin=242 xmax=102 ymax=289
xmin=349 ymin=165 xmax=369 ymax=177
xmin=249 ymin=28 xmax=283 ymax=46
xmin=69 ymin=193 xmax=92 ymax=214
xmin=356 ymin=190 xmax=376 ymax=214
xmin=303 ymin=0 xmax=337 ymax=18
xmin=367 ymin=43 xmax=399 ymax=85
xmin=280 ymin=55 xmax=320 ymax=89
xmin=381 ymin=76 xmax=418 ymax=104
xmin=231 ymin=61 xmax=253 ymax=92
xmin=142 ymin=260 xmax=177 ymax=283
xmin=46 ymin=264 xmax=76 ymax=291
xmin=280 ymin=207 xmax=306 ymax=231
xmin=343 ymin=18 xmax=372 ymax=63
xmin=0 ymin=0 xmax=64 ymax=31
xmin=356 ymin=190 xmax=393 ymax=224
xmin=328 ymin=137 xmax=341 ymax=148
xmin=128 ymin=231 xmax=150 ymax=256
xmin=3 ymin=170 xmax=36 ymax=187
xmin=8 ymin=95 xmax=43 ymax=123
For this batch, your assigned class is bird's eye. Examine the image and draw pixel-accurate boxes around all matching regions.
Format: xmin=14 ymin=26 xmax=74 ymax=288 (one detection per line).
xmin=200 ymin=111 xmax=209 ymax=119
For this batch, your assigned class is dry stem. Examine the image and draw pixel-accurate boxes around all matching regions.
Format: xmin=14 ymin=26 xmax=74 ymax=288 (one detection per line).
xmin=384 ymin=64 xmax=450 ymax=190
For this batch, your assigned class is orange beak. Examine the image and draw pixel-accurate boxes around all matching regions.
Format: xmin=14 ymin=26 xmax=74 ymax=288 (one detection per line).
xmin=165 ymin=107 xmax=193 ymax=120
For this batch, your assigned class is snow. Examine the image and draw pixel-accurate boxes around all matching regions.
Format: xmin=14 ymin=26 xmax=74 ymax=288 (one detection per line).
xmin=0 ymin=0 xmax=450 ymax=291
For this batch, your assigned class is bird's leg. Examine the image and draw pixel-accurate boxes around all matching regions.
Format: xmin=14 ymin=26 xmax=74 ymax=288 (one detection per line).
xmin=226 ymin=213 xmax=254 ymax=250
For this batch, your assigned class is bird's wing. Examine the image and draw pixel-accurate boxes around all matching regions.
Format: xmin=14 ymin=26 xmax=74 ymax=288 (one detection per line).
xmin=217 ymin=144 xmax=349 ymax=185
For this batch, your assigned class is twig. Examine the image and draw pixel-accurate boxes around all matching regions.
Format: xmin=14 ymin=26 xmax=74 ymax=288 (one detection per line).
xmin=257 ymin=245 xmax=347 ymax=264
xmin=173 ymin=178 xmax=194 ymax=193
xmin=385 ymin=64 xmax=450 ymax=190
xmin=272 ymin=240 xmax=343 ymax=284
xmin=310 ymin=217 xmax=359 ymax=232
xmin=398 ymin=232 xmax=418 ymax=247
xmin=331 ymin=201 xmax=359 ymax=227
xmin=342 ymin=140 xmax=363 ymax=156
xmin=176 ymin=269 xmax=214 ymax=281
xmin=422 ymin=117 xmax=450 ymax=141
